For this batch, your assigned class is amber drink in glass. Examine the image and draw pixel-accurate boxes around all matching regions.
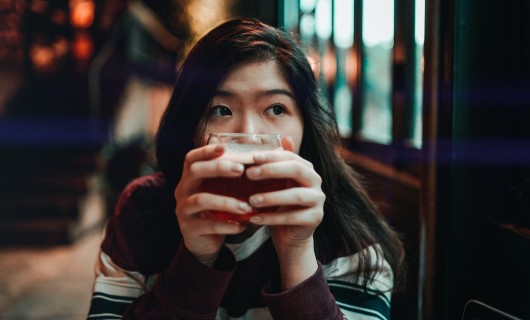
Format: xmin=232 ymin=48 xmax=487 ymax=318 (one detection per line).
xmin=200 ymin=133 xmax=289 ymax=224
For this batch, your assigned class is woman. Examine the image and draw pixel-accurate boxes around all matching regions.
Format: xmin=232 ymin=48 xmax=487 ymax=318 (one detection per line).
xmin=88 ymin=18 xmax=405 ymax=320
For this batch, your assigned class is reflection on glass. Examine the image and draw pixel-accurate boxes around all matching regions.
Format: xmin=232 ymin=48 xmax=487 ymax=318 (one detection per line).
xmin=361 ymin=0 xmax=394 ymax=144
xmin=413 ymin=0 xmax=425 ymax=148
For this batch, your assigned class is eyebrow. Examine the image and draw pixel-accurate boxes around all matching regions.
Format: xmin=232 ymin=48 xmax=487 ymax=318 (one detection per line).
xmin=214 ymin=88 xmax=295 ymax=99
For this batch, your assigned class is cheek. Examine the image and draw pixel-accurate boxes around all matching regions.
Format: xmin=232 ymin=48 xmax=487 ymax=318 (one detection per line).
xmin=203 ymin=121 xmax=228 ymax=136
xmin=282 ymin=124 xmax=303 ymax=153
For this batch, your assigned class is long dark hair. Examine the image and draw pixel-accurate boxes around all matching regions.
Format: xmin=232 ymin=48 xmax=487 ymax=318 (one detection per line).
xmin=155 ymin=18 xmax=404 ymax=290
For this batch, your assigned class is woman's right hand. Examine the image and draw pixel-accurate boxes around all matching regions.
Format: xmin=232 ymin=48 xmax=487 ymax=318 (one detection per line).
xmin=174 ymin=144 xmax=251 ymax=267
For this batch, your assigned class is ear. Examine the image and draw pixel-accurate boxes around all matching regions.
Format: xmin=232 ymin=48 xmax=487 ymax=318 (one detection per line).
xmin=281 ymin=136 xmax=295 ymax=152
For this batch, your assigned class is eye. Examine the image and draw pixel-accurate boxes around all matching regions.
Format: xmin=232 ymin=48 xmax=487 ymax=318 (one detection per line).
xmin=209 ymin=104 xmax=232 ymax=117
xmin=265 ymin=104 xmax=287 ymax=116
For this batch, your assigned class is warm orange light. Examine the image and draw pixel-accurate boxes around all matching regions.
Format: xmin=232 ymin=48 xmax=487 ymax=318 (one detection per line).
xmin=30 ymin=36 xmax=70 ymax=73
xmin=345 ymin=48 xmax=358 ymax=87
xmin=305 ymin=47 xmax=321 ymax=79
xmin=72 ymin=32 xmax=93 ymax=60
xmin=30 ymin=44 xmax=55 ymax=72
xmin=70 ymin=0 xmax=95 ymax=29
xmin=321 ymin=46 xmax=336 ymax=85
xmin=186 ymin=0 xmax=232 ymax=53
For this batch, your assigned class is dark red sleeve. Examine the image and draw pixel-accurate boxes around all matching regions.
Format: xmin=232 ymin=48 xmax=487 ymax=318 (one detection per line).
xmin=100 ymin=174 xmax=237 ymax=319
xmin=101 ymin=173 xmax=179 ymax=274
xmin=262 ymin=263 xmax=344 ymax=320
xmin=123 ymin=243 xmax=236 ymax=320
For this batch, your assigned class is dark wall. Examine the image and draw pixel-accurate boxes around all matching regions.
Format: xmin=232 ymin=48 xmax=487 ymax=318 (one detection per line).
xmin=231 ymin=0 xmax=278 ymax=27
xmin=435 ymin=0 xmax=530 ymax=318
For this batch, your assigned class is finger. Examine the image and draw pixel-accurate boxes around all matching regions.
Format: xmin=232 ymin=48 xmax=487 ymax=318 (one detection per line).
xmin=179 ymin=193 xmax=252 ymax=217
xmin=181 ymin=215 xmax=246 ymax=236
xmin=246 ymin=160 xmax=321 ymax=187
xmin=183 ymin=144 xmax=226 ymax=169
xmin=188 ymin=158 xmax=245 ymax=180
xmin=206 ymin=135 xmax=221 ymax=145
xmin=249 ymin=207 xmax=323 ymax=227
xmin=249 ymin=187 xmax=325 ymax=208
xmin=281 ymin=136 xmax=295 ymax=152
xmin=178 ymin=147 xmax=243 ymax=192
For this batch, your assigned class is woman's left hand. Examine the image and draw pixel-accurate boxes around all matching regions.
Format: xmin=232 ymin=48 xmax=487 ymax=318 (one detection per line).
xmin=245 ymin=137 xmax=325 ymax=289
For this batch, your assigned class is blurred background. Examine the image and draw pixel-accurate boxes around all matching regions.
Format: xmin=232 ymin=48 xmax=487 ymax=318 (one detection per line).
xmin=0 ymin=0 xmax=528 ymax=319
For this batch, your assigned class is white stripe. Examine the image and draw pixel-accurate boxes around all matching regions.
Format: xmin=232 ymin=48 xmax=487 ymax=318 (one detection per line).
xmin=92 ymin=294 xmax=135 ymax=304
xmin=93 ymin=279 xmax=144 ymax=298
xmin=225 ymin=227 xmax=270 ymax=261
xmin=322 ymin=245 xmax=394 ymax=302
xmin=328 ymin=282 xmax=391 ymax=307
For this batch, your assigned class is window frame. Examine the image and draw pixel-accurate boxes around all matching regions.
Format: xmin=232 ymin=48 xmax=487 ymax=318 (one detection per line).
xmin=346 ymin=0 xmax=422 ymax=177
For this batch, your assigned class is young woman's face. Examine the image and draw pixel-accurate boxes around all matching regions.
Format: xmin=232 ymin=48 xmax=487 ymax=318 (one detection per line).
xmin=203 ymin=60 xmax=304 ymax=153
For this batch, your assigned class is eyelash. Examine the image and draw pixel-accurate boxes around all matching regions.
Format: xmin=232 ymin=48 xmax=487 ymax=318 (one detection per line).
xmin=265 ymin=104 xmax=287 ymax=116
xmin=209 ymin=105 xmax=232 ymax=116
xmin=208 ymin=103 xmax=288 ymax=117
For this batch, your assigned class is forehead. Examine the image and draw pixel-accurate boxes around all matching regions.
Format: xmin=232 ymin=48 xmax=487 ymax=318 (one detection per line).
xmin=216 ymin=60 xmax=291 ymax=93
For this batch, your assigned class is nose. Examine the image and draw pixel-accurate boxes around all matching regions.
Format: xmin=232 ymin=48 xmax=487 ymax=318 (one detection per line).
xmin=237 ymin=113 xmax=260 ymax=133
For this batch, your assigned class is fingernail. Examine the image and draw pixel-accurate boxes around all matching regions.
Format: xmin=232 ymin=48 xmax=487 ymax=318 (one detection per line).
xmin=249 ymin=195 xmax=263 ymax=206
xmin=232 ymin=163 xmax=244 ymax=173
xmin=239 ymin=202 xmax=252 ymax=212
xmin=249 ymin=215 xmax=263 ymax=223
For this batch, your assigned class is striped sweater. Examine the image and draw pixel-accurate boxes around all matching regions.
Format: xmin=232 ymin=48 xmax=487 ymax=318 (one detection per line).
xmin=87 ymin=173 xmax=394 ymax=320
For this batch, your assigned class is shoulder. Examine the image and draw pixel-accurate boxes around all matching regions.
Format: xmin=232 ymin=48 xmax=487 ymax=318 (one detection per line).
xmin=322 ymin=245 xmax=394 ymax=319
xmin=113 ymin=173 xmax=168 ymax=213
xmin=322 ymin=244 xmax=394 ymax=294
xmin=101 ymin=173 xmax=179 ymax=274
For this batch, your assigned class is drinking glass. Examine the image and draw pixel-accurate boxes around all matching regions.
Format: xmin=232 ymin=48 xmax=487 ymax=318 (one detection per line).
xmin=200 ymin=133 xmax=289 ymax=224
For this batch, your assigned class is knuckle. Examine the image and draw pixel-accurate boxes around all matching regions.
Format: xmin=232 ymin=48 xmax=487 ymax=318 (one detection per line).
xmin=315 ymin=174 xmax=323 ymax=186
xmin=191 ymin=193 xmax=206 ymax=207
xmin=216 ymin=159 xmax=230 ymax=172
xmin=294 ymin=189 xmax=306 ymax=204
xmin=188 ymin=162 xmax=200 ymax=177
xmin=312 ymin=210 xmax=323 ymax=225
xmin=221 ymin=197 xmax=232 ymax=210
xmin=174 ymin=187 xmax=181 ymax=199
xmin=184 ymin=152 xmax=194 ymax=165
xmin=261 ymin=165 xmax=274 ymax=177
xmin=212 ymin=221 xmax=226 ymax=234
xmin=318 ymin=190 xmax=326 ymax=203
xmin=293 ymin=164 xmax=305 ymax=179
xmin=282 ymin=212 xmax=297 ymax=225
xmin=178 ymin=218 xmax=191 ymax=232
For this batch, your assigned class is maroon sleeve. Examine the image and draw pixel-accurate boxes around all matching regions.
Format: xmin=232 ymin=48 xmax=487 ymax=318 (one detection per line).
xmin=262 ymin=263 xmax=344 ymax=320
xmin=123 ymin=243 xmax=236 ymax=320
xmin=100 ymin=174 xmax=237 ymax=319
xmin=101 ymin=173 xmax=176 ymax=273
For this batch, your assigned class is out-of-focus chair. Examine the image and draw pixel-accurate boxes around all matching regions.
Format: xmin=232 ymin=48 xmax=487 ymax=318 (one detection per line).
xmin=462 ymin=300 xmax=523 ymax=320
